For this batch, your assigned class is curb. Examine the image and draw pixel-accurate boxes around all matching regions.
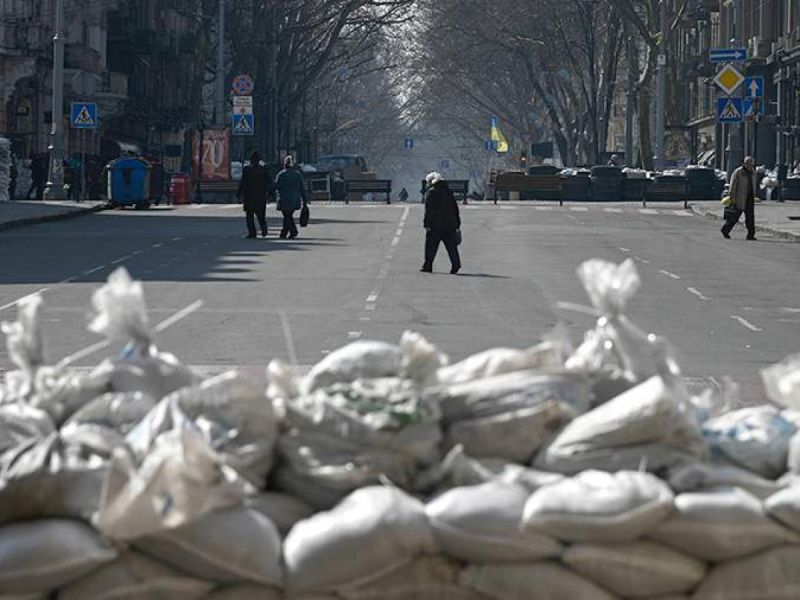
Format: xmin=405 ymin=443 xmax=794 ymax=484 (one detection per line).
xmin=0 ymin=203 xmax=108 ymax=233
xmin=689 ymin=204 xmax=800 ymax=242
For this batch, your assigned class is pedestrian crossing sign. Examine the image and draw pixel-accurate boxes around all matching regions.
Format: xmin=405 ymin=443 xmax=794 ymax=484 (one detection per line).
xmin=717 ymin=97 xmax=743 ymax=123
xmin=232 ymin=113 xmax=254 ymax=136
xmin=71 ymin=102 xmax=97 ymax=129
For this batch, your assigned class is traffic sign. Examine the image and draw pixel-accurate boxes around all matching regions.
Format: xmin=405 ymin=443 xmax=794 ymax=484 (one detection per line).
xmin=71 ymin=102 xmax=97 ymax=129
xmin=404 ymin=138 xmax=414 ymax=149
xmin=717 ymin=97 xmax=743 ymax=123
xmin=484 ymin=140 xmax=497 ymax=151
xmin=744 ymin=76 xmax=764 ymax=98
xmin=709 ymin=48 xmax=747 ymax=63
xmin=233 ymin=96 xmax=253 ymax=108
xmin=713 ymin=63 xmax=745 ymax=95
xmin=743 ymin=98 xmax=765 ymax=118
xmin=232 ymin=113 xmax=254 ymax=135
xmin=232 ymin=74 xmax=254 ymax=96
xmin=439 ymin=159 xmax=450 ymax=170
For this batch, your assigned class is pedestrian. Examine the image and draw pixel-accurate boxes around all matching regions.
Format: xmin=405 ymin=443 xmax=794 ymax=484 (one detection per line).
xmin=420 ymin=171 xmax=461 ymax=274
xmin=26 ymin=152 xmax=48 ymax=200
xmin=722 ymin=155 xmax=757 ymax=241
xmin=237 ymin=150 xmax=273 ymax=238
xmin=274 ymin=155 xmax=307 ymax=239
xmin=398 ymin=187 xmax=409 ymax=203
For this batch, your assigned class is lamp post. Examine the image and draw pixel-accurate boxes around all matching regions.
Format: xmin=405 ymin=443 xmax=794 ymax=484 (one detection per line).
xmin=43 ymin=0 xmax=66 ymax=200
xmin=195 ymin=108 xmax=206 ymax=203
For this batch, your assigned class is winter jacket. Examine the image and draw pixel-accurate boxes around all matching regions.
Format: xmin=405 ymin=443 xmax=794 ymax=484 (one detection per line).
xmin=729 ymin=166 xmax=757 ymax=211
xmin=275 ymin=168 xmax=307 ymax=212
xmin=424 ymin=181 xmax=461 ymax=232
xmin=237 ymin=164 xmax=274 ymax=211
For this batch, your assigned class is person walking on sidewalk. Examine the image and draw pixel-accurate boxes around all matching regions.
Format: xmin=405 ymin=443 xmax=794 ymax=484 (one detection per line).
xmin=421 ymin=172 xmax=461 ymax=274
xmin=237 ymin=151 xmax=273 ymax=238
xmin=275 ymin=155 xmax=307 ymax=239
xmin=722 ymin=156 xmax=758 ymax=241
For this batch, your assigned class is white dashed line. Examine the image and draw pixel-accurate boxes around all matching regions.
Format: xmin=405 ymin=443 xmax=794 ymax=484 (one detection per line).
xmin=0 ymin=288 xmax=50 ymax=312
xmin=604 ymin=208 xmax=624 ymax=213
xmin=83 ymin=266 xmax=105 ymax=275
xmin=391 ymin=236 xmax=401 ymax=247
xmin=366 ymin=292 xmax=379 ymax=303
xmin=570 ymin=207 xmax=589 ymax=212
xmin=279 ymin=310 xmax=299 ymax=365
xmin=619 ymin=247 xmax=630 ymax=253
xmin=171 ymin=237 xmax=181 ymax=242
xmin=348 ymin=332 xmax=362 ymax=340
xmin=152 ymin=243 xmax=163 ymax=248
xmin=673 ymin=210 xmax=691 ymax=216
xmin=59 ymin=276 xmax=78 ymax=284
xmin=110 ymin=256 xmax=130 ymax=265
xmin=687 ymin=287 xmax=709 ymax=301
xmin=535 ymin=206 xmax=553 ymax=211
xmin=659 ymin=269 xmax=681 ymax=280
xmin=360 ymin=316 xmax=371 ymax=322
xmin=639 ymin=208 xmax=659 ymax=215
xmin=731 ymin=315 xmax=762 ymax=332
xmin=364 ymin=303 xmax=376 ymax=311
xmin=154 ymin=299 xmax=204 ymax=333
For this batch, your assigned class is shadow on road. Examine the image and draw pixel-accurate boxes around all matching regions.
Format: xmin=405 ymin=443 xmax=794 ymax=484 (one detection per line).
xmin=456 ymin=272 xmax=511 ymax=279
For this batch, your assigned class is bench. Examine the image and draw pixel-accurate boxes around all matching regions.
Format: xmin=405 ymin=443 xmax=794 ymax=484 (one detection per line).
xmin=345 ymin=179 xmax=392 ymax=204
xmin=493 ymin=172 xmax=562 ymax=204
xmin=198 ymin=180 xmax=239 ymax=203
xmin=303 ymin=173 xmax=332 ymax=201
xmin=420 ymin=180 xmax=470 ymax=204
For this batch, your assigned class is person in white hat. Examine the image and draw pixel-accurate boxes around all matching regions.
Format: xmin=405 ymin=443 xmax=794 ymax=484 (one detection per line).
xmin=421 ymin=172 xmax=461 ymax=274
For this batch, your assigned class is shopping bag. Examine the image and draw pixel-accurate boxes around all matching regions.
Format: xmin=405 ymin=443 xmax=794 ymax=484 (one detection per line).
xmin=299 ymin=204 xmax=310 ymax=228
xmin=723 ymin=205 xmax=742 ymax=222
xmin=720 ymin=196 xmax=732 ymax=207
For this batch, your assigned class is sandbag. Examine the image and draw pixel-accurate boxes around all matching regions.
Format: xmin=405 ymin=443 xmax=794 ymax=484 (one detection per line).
xmin=0 ymin=404 xmax=54 ymax=455
xmin=338 ymin=556 xmax=467 ymax=600
xmin=669 ymin=462 xmax=785 ymax=500
xmin=63 ymin=391 xmax=156 ymax=434
xmin=59 ymin=551 xmax=213 ymax=600
xmin=245 ymin=492 xmax=315 ymax=536
xmin=459 ymin=562 xmax=618 ymax=600
xmin=522 ymin=470 xmax=674 ymax=543
xmin=650 ymin=487 xmax=798 ymax=561
xmin=693 ymin=545 xmax=800 ymax=600
xmin=135 ymin=506 xmax=282 ymax=586
xmin=702 ymin=405 xmax=795 ymax=479
xmin=0 ymin=519 xmax=116 ymax=594
xmin=764 ymin=484 xmax=800 ymax=532
xmin=762 ymin=352 xmax=800 ymax=409
xmin=563 ymin=541 xmax=706 ymax=597
xmin=202 ymin=586 xmax=282 ymax=600
xmin=28 ymin=366 xmax=112 ymax=426
xmin=535 ymin=375 xmax=706 ymax=474
xmin=283 ymin=486 xmax=435 ymax=593
xmin=304 ymin=340 xmax=401 ymax=392
xmin=426 ymin=481 xmax=561 ymax=562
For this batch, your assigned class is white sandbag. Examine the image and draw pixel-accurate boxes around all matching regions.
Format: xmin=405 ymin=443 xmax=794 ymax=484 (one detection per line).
xmin=669 ymin=462 xmax=785 ymax=500
xmin=128 ymin=371 xmax=278 ymax=487
xmin=0 ymin=404 xmax=54 ymax=455
xmin=702 ymin=405 xmax=795 ymax=479
xmin=762 ymin=352 xmax=800 ymax=409
xmin=245 ymin=492 xmax=315 ymax=536
xmin=63 ymin=391 xmax=156 ymax=434
xmin=650 ymin=487 xmax=798 ymax=561
xmin=563 ymin=541 xmax=706 ymax=597
xmin=304 ymin=340 xmax=401 ymax=392
xmin=29 ymin=366 xmax=111 ymax=426
xmin=202 ymin=586 xmax=282 ymax=600
xmin=398 ymin=331 xmax=446 ymax=386
xmin=459 ymin=562 xmax=618 ymax=600
xmin=522 ymin=470 xmax=674 ymax=543
xmin=1 ymin=294 xmax=44 ymax=376
xmin=0 ymin=519 xmax=116 ymax=594
xmin=135 ymin=506 xmax=282 ymax=586
xmin=59 ymin=551 xmax=213 ymax=600
xmin=535 ymin=375 xmax=706 ymax=474
xmin=426 ymin=481 xmax=561 ymax=562
xmin=693 ymin=545 xmax=800 ymax=600
xmin=272 ymin=464 xmax=352 ymax=511
xmin=283 ymin=486 xmax=436 ymax=593
xmin=765 ymin=484 xmax=800 ymax=532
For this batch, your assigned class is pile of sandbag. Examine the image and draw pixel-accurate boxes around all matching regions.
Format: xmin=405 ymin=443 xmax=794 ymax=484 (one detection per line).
xmin=1 ymin=261 xmax=800 ymax=598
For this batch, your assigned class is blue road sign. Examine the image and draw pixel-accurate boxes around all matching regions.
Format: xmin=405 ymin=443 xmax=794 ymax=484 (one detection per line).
xmin=744 ymin=76 xmax=764 ymax=98
xmin=404 ymin=138 xmax=414 ymax=149
xmin=709 ymin=48 xmax=747 ymax=62
xmin=232 ymin=113 xmax=254 ymax=136
xmin=71 ymin=102 xmax=97 ymax=129
xmin=717 ymin=97 xmax=743 ymax=123
xmin=743 ymin=98 xmax=765 ymax=118
xmin=484 ymin=140 xmax=497 ymax=151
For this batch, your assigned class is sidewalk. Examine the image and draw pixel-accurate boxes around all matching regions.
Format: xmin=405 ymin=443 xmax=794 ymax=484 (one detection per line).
xmin=690 ymin=200 xmax=800 ymax=242
xmin=0 ymin=200 xmax=107 ymax=232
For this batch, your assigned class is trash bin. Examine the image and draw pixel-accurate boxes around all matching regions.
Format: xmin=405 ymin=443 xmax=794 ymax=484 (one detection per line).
xmin=108 ymin=157 xmax=151 ymax=209
xmin=170 ymin=173 xmax=191 ymax=205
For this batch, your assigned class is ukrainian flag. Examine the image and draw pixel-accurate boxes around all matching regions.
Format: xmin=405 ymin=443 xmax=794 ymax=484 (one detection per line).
xmin=491 ymin=118 xmax=509 ymax=153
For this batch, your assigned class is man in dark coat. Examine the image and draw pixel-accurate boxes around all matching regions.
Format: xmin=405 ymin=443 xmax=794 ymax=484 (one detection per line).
xmin=237 ymin=151 xmax=274 ymax=238
xmin=274 ymin=155 xmax=307 ymax=239
xmin=421 ymin=172 xmax=461 ymax=274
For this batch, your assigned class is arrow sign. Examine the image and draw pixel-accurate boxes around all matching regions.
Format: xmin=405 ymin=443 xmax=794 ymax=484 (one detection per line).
xmin=709 ymin=48 xmax=747 ymax=63
xmin=744 ymin=76 xmax=764 ymax=98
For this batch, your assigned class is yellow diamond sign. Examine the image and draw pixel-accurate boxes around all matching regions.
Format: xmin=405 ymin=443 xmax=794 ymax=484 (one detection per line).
xmin=713 ymin=63 xmax=744 ymax=95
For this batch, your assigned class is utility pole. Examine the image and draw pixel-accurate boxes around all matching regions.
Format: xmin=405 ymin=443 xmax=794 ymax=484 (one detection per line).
xmin=625 ymin=30 xmax=636 ymax=166
xmin=44 ymin=0 xmax=66 ymax=200
xmin=215 ymin=0 xmax=226 ymax=126
xmin=727 ymin=0 xmax=743 ymax=175
xmin=654 ymin=0 xmax=667 ymax=170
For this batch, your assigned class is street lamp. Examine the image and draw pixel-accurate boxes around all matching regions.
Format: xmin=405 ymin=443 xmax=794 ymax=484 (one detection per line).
xmin=195 ymin=107 xmax=206 ymax=203
xmin=43 ymin=0 xmax=66 ymax=200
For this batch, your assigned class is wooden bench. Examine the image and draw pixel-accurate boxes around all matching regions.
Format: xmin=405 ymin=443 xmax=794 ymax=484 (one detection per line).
xmin=493 ymin=172 xmax=562 ymax=203
xmin=345 ymin=179 xmax=392 ymax=204
xmin=420 ymin=179 xmax=470 ymax=204
xmin=198 ymin=180 xmax=239 ymax=203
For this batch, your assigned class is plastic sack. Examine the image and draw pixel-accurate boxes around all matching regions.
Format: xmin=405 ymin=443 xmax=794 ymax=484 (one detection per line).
xmin=762 ymin=352 xmax=800 ymax=409
xmin=693 ymin=546 xmax=800 ymax=600
xmin=127 ymin=371 xmax=278 ymax=488
xmin=203 ymin=586 xmax=282 ymax=600
xmin=63 ymin=391 xmax=156 ymax=434
xmin=563 ymin=541 xmax=706 ymax=598
xmin=0 ymin=519 xmax=117 ymax=594
xmin=398 ymin=331 xmax=447 ymax=386
xmin=244 ymin=492 xmax=315 ymax=537
xmin=460 ymin=563 xmax=618 ymax=600
xmin=522 ymin=470 xmax=674 ymax=543
xmin=28 ymin=366 xmax=112 ymax=426
xmin=283 ymin=486 xmax=436 ymax=593
xmin=0 ymin=404 xmax=54 ymax=456
xmin=765 ymin=484 xmax=800 ymax=532
xmin=0 ymin=294 xmax=45 ymax=400
xmin=304 ymin=340 xmax=401 ymax=393
xmin=669 ymin=462 xmax=785 ymax=500
xmin=650 ymin=487 xmax=799 ymax=561
xmin=426 ymin=481 xmax=562 ymax=562
xmin=702 ymin=405 xmax=795 ymax=479
xmin=58 ymin=551 xmax=213 ymax=600
xmin=535 ymin=375 xmax=706 ymax=474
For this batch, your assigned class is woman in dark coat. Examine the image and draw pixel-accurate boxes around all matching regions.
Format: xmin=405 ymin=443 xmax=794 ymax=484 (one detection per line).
xmin=274 ymin=155 xmax=307 ymax=239
xmin=421 ymin=171 xmax=461 ymax=274
xmin=237 ymin=151 xmax=273 ymax=238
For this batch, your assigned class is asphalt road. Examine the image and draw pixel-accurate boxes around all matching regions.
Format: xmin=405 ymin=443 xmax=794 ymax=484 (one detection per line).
xmin=1 ymin=201 xmax=798 ymax=404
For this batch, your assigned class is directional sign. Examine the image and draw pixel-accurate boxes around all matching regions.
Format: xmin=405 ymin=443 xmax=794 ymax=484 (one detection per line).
xmin=484 ymin=140 xmax=497 ymax=151
xmin=232 ymin=74 xmax=254 ymax=96
xmin=717 ymin=97 xmax=743 ymax=123
xmin=71 ymin=102 xmax=97 ymax=129
xmin=713 ymin=63 xmax=745 ymax=96
xmin=744 ymin=76 xmax=764 ymax=98
xmin=710 ymin=48 xmax=747 ymax=63
xmin=743 ymin=98 xmax=765 ymax=118
xmin=404 ymin=138 xmax=414 ymax=149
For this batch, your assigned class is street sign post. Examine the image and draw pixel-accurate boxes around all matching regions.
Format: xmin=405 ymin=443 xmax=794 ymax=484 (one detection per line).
xmin=232 ymin=96 xmax=254 ymax=136
xmin=744 ymin=76 xmax=764 ymax=98
xmin=709 ymin=48 xmax=747 ymax=63
xmin=404 ymin=138 xmax=414 ymax=149
xmin=232 ymin=74 xmax=254 ymax=96
xmin=713 ymin=64 xmax=745 ymax=96
xmin=71 ymin=102 xmax=97 ymax=129
xmin=717 ymin=97 xmax=743 ymax=123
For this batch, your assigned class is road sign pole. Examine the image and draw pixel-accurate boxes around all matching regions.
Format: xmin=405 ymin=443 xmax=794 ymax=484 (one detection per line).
xmin=654 ymin=0 xmax=666 ymax=170
xmin=727 ymin=0 xmax=744 ymax=176
xmin=44 ymin=0 xmax=66 ymax=200
xmin=215 ymin=0 xmax=226 ymax=126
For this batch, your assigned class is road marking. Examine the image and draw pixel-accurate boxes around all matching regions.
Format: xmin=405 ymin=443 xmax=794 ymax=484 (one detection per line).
xmin=659 ymin=269 xmax=681 ymax=280
xmin=110 ymin=256 xmax=130 ymax=265
xmin=639 ymin=208 xmax=659 ymax=214
xmin=639 ymin=258 xmax=651 ymax=264
xmin=84 ymin=266 xmax=105 ymax=275
xmin=619 ymin=247 xmax=630 ymax=253
xmin=781 ymin=308 xmax=800 ymax=313
xmin=604 ymin=208 xmax=624 ymax=213
xmin=364 ymin=303 xmax=376 ymax=311
xmin=535 ymin=206 xmax=553 ymax=211
xmin=153 ymin=299 xmax=204 ymax=333
xmin=152 ymin=243 xmax=163 ymax=248
xmin=360 ymin=316 xmax=371 ymax=322
xmin=395 ymin=228 xmax=404 ymax=237
xmin=687 ymin=287 xmax=709 ymax=301
xmin=59 ymin=276 xmax=78 ymax=284
xmin=731 ymin=315 xmax=762 ymax=332
xmin=391 ymin=236 xmax=400 ymax=247
xmin=348 ymin=331 xmax=362 ymax=340
xmin=570 ymin=207 xmax=589 ymax=212
xmin=366 ymin=292 xmax=379 ymax=303
xmin=171 ymin=237 xmax=181 ymax=242
xmin=279 ymin=310 xmax=299 ymax=365
xmin=0 ymin=288 xmax=50 ymax=313
xmin=673 ymin=210 xmax=692 ymax=216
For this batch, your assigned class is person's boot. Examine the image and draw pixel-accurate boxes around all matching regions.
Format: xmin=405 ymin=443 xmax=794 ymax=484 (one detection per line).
xmin=721 ymin=226 xmax=731 ymax=239
xmin=450 ymin=266 xmax=460 ymax=275
xmin=420 ymin=265 xmax=432 ymax=273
